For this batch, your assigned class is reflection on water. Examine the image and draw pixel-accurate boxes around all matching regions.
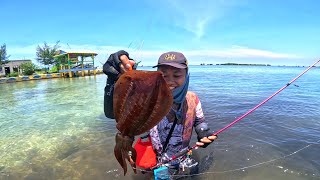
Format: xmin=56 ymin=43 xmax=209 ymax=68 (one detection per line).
xmin=0 ymin=66 xmax=320 ymax=179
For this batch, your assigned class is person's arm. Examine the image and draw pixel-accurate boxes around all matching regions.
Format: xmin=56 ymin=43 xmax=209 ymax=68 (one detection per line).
xmin=193 ymin=96 xmax=217 ymax=148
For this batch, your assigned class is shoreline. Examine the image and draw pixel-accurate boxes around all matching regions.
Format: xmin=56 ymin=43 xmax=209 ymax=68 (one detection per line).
xmin=0 ymin=69 xmax=104 ymax=84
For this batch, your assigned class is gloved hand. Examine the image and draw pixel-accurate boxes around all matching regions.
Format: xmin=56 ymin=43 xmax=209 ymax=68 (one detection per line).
xmin=103 ymin=50 xmax=136 ymax=80
xmin=195 ymin=123 xmax=217 ymax=148
xmin=119 ymin=53 xmax=136 ymax=72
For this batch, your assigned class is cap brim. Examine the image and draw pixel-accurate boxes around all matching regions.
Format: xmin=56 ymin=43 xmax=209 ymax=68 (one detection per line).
xmin=152 ymin=63 xmax=187 ymax=69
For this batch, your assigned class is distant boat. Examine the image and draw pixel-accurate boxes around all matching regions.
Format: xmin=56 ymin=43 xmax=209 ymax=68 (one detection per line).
xmin=21 ymin=76 xmax=30 ymax=81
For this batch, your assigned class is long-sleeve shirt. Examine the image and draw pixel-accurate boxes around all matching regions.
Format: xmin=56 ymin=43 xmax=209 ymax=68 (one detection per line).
xmin=149 ymin=91 xmax=206 ymax=162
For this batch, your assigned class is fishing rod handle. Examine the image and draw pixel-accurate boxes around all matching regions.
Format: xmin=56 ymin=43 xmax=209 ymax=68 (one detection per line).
xmin=151 ymin=148 xmax=191 ymax=169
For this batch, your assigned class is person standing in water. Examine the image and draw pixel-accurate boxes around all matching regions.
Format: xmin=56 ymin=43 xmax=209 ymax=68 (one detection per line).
xmin=149 ymin=52 xmax=216 ymax=177
xmin=103 ymin=50 xmax=216 ymax=177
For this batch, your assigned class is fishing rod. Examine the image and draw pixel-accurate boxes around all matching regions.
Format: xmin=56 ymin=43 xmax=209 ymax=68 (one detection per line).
xmin=151 ymin=59 xmax=320 ymax=169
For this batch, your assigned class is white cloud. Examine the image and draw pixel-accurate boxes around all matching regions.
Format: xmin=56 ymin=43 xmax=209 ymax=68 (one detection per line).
xmin=183 ymin=46 xmax=302 ymax=59
xmin=159 ymin=0 xmax=242 ymax=38
xmin=7 ymin=44 xmax=302 ymax=66
xmin=7 ymin=43 xmax=302 ymax=67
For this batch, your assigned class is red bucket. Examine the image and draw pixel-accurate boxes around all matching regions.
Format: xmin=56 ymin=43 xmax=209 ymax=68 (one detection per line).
xmin=134 ymin=136 xmax=157 ymax=168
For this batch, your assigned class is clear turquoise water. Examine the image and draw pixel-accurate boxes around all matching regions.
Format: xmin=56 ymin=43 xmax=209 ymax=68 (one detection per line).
xmin=0 ymin=66 xmax=319 ymax=180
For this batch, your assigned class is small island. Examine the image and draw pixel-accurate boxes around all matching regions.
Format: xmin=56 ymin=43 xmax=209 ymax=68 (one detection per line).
xmin=200 ymin=63 xmax=214 ymax=65
xmin=205 ymin=63 xmax=272 ymax=66
xmin=216 ymin=63 xmax=271 ymax=66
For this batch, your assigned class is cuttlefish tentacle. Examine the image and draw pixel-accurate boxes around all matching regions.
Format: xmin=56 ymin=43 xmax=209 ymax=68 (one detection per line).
xmin=114 ymin=133 xmax=137 ymax=175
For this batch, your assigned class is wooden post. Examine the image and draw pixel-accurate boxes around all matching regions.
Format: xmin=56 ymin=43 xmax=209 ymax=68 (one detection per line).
xmin=60 ymin=65 xmax=63 ymax=77
xmin=92 ymin=54 xmax=96 ymax=76
xmin=81 ymin=64 xmax=85 ymax=77
xmin=68 ymin=65 xmax=72 ymax=78
xmin=67 ymin=54 xmax=72 ymax=78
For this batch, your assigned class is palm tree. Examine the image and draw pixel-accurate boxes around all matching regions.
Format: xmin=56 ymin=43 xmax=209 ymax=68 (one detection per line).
xmin=0 ymin=44 xmax=10 ymax=65
xmin=36 ymin=41 xmax=60 ymax=70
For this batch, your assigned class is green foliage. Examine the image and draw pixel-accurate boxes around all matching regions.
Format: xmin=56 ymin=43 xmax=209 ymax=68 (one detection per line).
xmin=34 ymin=67 xmax=42 ymax=72
xmin=8 ymin=72 xmax=19 ymax=77
xmin=49 ymin=65 xmax=58 ymax=73
xmin=35 ymin=71 xmax=44 ymax=74
xmin=20 ymin=62 xmax=36 ymax=75
xmin=36 ymin=41 xmax=60 ymax=66
xmin=0 ymin=44 xmax=10 ymax=65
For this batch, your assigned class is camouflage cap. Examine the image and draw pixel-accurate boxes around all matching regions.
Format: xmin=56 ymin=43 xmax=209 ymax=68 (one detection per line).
xmin=153 ymin=51 xmax=188 ymax=69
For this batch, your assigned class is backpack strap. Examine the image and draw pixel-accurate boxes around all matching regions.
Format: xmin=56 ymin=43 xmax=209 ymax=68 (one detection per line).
xmin=161 ymin=116 xmax=178 ymax=154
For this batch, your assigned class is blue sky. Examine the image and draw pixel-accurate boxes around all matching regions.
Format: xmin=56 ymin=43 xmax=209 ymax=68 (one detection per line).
xmin=1 ymin=0 xmax=320 ymax=66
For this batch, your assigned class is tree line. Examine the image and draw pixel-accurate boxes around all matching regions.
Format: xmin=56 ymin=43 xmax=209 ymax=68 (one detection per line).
xmin=0 ymin=41 xmax=61 ymax=76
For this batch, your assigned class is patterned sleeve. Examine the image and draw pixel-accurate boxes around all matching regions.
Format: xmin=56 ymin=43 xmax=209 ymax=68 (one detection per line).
xmin=194 ymin=95 xmax=206 ymax=127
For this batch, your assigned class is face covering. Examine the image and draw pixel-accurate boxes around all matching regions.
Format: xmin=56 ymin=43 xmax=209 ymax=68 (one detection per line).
xmin=171 ymin=70 xmax=189 ymax=120
xmin=172 ymin=72 xmax=189 ymax=104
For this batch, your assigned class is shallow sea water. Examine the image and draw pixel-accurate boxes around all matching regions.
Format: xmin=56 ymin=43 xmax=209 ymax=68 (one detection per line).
xmin=0 ymin=65 xmax=319 ymax=179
